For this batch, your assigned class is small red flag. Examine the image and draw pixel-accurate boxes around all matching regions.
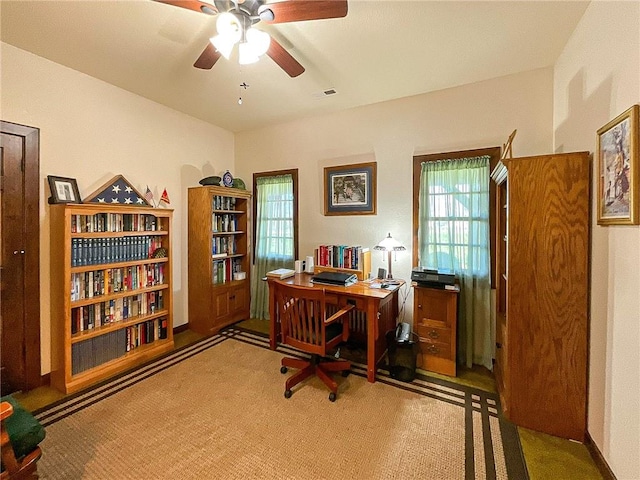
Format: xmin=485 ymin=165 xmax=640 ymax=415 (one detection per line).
xmin=160 ymin=188 xmax=170 ymax=205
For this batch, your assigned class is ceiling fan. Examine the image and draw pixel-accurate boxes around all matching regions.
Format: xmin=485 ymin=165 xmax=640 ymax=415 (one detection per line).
xmin=155 ymin=0 xmax=348 ymax=77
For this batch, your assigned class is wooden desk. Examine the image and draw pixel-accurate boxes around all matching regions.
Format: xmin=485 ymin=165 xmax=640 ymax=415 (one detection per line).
xmin=267 ymin=274 xmax=402 ymax=383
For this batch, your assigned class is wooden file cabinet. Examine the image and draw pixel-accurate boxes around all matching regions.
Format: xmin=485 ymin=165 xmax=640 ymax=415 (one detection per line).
xmin=413 ymin=284 xmax=459 ymax=376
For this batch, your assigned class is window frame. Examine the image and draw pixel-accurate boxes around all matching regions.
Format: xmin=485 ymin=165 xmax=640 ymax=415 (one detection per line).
xmin=252 ymin=169 xmax=299 ymax=263
xmin=412 ymin=147 xmax=500 ymax=287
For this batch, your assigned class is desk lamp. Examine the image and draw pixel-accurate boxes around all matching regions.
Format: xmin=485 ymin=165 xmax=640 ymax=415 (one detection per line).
xmin=374 ymin=233 xmax=406 ymax=279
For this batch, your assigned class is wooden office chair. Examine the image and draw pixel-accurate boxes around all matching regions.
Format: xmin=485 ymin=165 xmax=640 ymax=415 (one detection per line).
xmin=276 ymin=283 xmax=355 ymax=401
xmin=1 ymin=398 xmax=45 ymax=480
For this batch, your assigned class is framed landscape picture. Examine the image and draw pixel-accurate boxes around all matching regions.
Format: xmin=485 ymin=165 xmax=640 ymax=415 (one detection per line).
xmin=596 ymin=104 xmax=639 ymax=225
xmin=324 ymin=162 xmax=377 ymax=216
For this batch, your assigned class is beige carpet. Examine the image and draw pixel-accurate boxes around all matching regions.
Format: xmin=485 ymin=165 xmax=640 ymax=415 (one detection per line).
xmin=35 ymin=329 xmax=527 ymax=479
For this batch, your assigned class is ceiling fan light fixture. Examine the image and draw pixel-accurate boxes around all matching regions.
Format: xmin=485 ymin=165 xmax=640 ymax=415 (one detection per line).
xmin=216 ymin=12 xmax=241 ymax=38
xmin=211 ymin=12 xmax=242 ymax=60
xmin=238 ymin=42 xmax=259 ymax=65
xmin=239 ymin=28 xmax=270 ymax=65
xmin=246 ymin=28 xmax=271 ymax=56
xmin=257 ymin=7 xmax=275 ymax=22
xmin=210 ymin=34 xmax=236 ymax=60
xmin=200 ymin=5 xmax=217 ymax=15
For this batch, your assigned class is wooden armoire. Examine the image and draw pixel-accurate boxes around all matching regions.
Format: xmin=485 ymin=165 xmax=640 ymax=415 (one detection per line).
xmin=492 ymin=152 xmax=589 ymax=441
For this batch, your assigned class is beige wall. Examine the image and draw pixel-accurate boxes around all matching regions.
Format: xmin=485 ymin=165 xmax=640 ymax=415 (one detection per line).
xmin=235 ymin=67 xmax=554 ymax=321
xmin=4 ymin=8 xmax=638 ymax=476
xmin=553 ymin=2 xmax=640 ymax=478
xmin=1 ymin=43 xmax=236 ymax=372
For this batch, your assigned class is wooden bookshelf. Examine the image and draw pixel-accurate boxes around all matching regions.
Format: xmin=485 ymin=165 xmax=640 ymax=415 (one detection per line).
xmin=188 ymin=186 xmax=251 ymax=335
xmin=313 ymin=246 xmax=371 ymax=280
xmin=49 ymin=204 xmax=174 ymax=394
xmin=491 ymin=152 xmax=589 ymax=441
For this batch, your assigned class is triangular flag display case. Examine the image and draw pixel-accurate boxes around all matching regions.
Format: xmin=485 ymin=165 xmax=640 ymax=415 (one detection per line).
xmin=84 ymin=174 xmax=151 ymax=206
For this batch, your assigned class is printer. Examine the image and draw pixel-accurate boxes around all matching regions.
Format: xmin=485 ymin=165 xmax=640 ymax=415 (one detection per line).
xmin=410 ymin=267 xmax=455 ymax=288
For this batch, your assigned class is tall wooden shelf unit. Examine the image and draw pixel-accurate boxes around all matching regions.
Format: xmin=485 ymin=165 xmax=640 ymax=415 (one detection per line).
xmin=50 ymin=204 xmax=174 ymax=394
xmin=492 ymin=152 xmax=589 ymax=441
xmin=188 ymin=186 xmax=251 ymax=335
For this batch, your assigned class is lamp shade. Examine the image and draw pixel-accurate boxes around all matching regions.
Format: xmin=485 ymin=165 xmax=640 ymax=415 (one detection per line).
xmin=211 ymin=12 xmax=241 ymax=59
xmin=247 ymin=28 xmax=271 ymax=56
xmin=374 ymin=233 xmax=406 ymax=252
xmin=239 ymin=28 xmax=271 ymax=64
xmin=374 ymin=233 xmax=405 ymax=280
xmin=238 ymin=42 xmax=259 ymax=65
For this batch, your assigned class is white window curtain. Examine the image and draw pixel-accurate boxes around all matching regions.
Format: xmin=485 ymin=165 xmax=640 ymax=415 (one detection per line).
xmin=250 ymin=174 xmax=295 ymax=319
xmin=418 ymin=156 xmax=492 ymax=369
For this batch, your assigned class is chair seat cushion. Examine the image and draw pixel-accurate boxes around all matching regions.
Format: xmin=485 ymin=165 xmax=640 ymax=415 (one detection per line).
xmin=1 ymin=395 xmax=46 ymax=459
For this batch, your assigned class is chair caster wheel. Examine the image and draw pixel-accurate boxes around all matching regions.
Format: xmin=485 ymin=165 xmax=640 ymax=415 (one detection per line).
xmin=329 ymin=392 xmax=337 ymax=402
xmin=342 ymin=370 xmax=350 ymax=377
xmin=280 ymin=366 xmax=288 ymax=374
xmin=284 ymin=389 xmax=292 ymax=399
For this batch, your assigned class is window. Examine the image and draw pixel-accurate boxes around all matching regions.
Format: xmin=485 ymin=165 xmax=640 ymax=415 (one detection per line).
xmin=250 ymin=170 xmax=298 ymax=319
xmin=412 ymin=148 xmax=499 ymax=285
xmin=412 ymin=148 xmax=499 ymax=370
xmin=419 ymin=165 xmax=490 ymax=274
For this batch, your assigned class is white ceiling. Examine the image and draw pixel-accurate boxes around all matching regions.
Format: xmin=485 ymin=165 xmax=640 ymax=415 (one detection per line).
xmin=1 ymin=0 xmax=589 ymax=133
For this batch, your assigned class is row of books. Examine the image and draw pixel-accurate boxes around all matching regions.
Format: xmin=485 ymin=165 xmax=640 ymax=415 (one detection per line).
xmin=315 ymin=245 xmax=369 ymax=270
xmin=212 ymin=258 xmax=242 ymax=285
xmin=71 ymin=236 xmax=164 ymax=267
xmin=212 ymin=213 xmax=239 ymax=233
xmin=212 ymin=236 xmax=237 ymax=257
xmin=212 ymin=195 xmax=237 ymax=211
xmin=126 ymin=318 xmax=168 ymax=352
xmin=71 ymin=318 xmax=169 ymax=375
xmin=71 ymin=213 xmax=160 ymax=233
xmin=70 ymin=264 xmax=166 ymax=301
xmin=70 ymin=291 xmax=164 ymax=334
xmin=72 ymin=329 xmax=127 ymax=375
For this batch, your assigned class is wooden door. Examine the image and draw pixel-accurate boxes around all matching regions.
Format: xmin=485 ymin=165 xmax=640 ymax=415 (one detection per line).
xmin=0 ymin=121 xmax=40 ymax=394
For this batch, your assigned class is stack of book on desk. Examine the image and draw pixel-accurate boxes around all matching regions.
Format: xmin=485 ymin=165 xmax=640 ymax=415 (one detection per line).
xmin=266 ymin=268 xmax=295 ymax=279
xmin=311 ymin=271 xmax=358 ymax=286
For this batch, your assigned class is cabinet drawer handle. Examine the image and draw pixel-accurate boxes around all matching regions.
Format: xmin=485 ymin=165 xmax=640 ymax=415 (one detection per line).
xmin=427 ymin=344 xmax=440 ymax=355
xmin=428 ymin=330 xmax=439 ymax=339
xmin=496 ymin=342 xmax=502 ymax=349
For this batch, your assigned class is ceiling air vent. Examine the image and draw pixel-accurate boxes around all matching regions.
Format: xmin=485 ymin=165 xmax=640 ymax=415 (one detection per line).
xmin=312 ymin=89 xmax=338 ymax=98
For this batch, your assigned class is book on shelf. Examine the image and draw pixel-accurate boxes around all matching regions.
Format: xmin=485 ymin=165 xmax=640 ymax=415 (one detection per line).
xmin=314 ymin=245 xmax=370 ymax=270
xmin=266 ymin=268 xmax=296 ymax=279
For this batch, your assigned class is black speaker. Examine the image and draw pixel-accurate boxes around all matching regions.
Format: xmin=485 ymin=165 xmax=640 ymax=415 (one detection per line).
xmin=377 ymin=268 xmax=386 ymax=279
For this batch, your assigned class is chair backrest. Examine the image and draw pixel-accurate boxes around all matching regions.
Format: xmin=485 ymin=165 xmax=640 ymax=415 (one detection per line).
xmin=275 ymin=283 xmax=330 ymax=356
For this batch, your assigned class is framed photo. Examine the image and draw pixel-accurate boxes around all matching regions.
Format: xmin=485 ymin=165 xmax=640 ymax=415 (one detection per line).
xmin=324 ymin=162 xmax=377 ymax=216
xmin=47 ymin=175 xmax=82 ymax=204
xmin=597 ymin=105 xmax=639 ymax=225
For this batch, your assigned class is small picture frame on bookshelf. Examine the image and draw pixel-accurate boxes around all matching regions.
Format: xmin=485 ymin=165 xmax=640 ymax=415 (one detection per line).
xmin=47 ymin=175 xmax=82 ymax=204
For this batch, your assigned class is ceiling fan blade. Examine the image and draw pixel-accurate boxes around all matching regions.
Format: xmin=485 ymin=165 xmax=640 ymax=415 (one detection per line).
xmin=154 ymin=0 xmax=219 ymax=15
xmin=194 ymin=43 xmax=222 ymax=69
xmin=264 ymin=0 xmax=348 ymax=24
xmin=267 ymin=39 xmax=305 ymax=77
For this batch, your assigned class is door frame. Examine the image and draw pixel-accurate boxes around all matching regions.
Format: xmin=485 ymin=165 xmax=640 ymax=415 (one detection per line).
xmin=1 ymin=120 xmax=41 ymax=391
